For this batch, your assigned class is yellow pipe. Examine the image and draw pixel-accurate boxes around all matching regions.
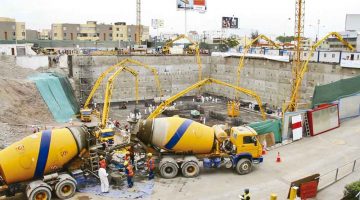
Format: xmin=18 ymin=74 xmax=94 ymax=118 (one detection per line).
xmin=270 ymin=193 xmax=277 ymax=200
xmin=289 ymin=186 xmax=298 ymax=200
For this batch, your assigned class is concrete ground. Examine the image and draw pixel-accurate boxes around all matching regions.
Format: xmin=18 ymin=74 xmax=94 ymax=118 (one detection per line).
xmin=71 ymin=116 xmax=360 ymax=200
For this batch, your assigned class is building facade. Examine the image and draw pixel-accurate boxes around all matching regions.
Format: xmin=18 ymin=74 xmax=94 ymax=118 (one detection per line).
xmin=78 ymin=21 xmax=98 ymax=41
xmin=97 ymin=23 xmax=112 ymax=41
xmin=112 ymin=22 xmax=127 ymax=41
xmin=25 ymin=29 xmax=39 ymax=40
xmin=0 ymin=17 xmax=25 ymax=40
xmin=40 ymin=29 xmax=50 ymax=40
xmin=127 ymin=25 xmax=149 ymax=43
xmin=52 ymin=23 xmax=80 ymax=40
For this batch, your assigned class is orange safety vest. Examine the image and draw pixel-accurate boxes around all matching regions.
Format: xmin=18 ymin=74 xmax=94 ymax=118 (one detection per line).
xmin=127 ymin=165 xmax=134 ymax=177
xmin=99 ymin=159 xmax=107 ymax=168
xmin=146 ymin=158 xmax=155 ymax=170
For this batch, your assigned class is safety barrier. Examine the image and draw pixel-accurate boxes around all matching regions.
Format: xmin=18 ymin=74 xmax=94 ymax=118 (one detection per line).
xmin=318 ymin=157 xmax=360 ymax=191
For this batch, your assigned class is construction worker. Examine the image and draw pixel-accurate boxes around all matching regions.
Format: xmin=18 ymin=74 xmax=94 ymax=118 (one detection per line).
xmin=239 ymin=188 xmax=251 ymax=200
xmin=146 ymin=153 xmax=155 ymax=180
xmin=98 ymin=164 xmax=109 ymax=193
xmin=124 ymin=161 xmax=134 ymax=188
xmin=99 ymin=155 xmax=107 ymax=169
xmin=125 ymin=151 xmax=130 ymax=162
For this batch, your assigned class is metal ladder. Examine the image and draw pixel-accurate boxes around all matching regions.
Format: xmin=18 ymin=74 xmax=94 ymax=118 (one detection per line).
xmin=89 ymin=149 xmax=99 ymax=173
xmin=303 ymin=113 xmax=311 ymax=136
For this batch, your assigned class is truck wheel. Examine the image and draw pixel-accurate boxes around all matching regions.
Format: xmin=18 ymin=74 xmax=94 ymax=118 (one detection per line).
xmin=160 ymin=162 xmax=178 ymax=179
xmin=236 ymin=158 xmax=252 ymax=175
xmin=28 ymin=186 xmax=52 ymax=200
xmin=181 ymin=161 xmax=200 ymax=178
xmin=55 ymin=179 xmax=77 ymax=199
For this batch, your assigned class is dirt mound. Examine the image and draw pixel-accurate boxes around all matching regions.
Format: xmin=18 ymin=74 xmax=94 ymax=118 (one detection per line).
xmin=0 ymin=56 xmax=55 ymax=146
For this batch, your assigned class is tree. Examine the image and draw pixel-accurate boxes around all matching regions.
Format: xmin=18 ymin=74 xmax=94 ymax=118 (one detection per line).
xmin=343 ymin=180 xmax=360 ymax=200
xmin=276 ymin=36 xmax=295 ymax=43
xmin=223 ymin=38 xmax=240 ymax=49
xmin=250 ymin=30 xmax=259 ymax=45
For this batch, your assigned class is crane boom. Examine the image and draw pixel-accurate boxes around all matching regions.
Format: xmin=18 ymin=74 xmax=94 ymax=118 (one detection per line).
xmin=237 ymin=34 xmax=280 ymax=88
xmin=101 ymin=66 xmax=139 ymax=128
xmin=147 ymin=78 xmax=266 ymax=120
xmin=162 ymin=34 xmax=203 ymax=81
xmin=83 ymin=58 xmax=163 ymax=109
xmin=284 ymin=32 xmax=355 ymax=112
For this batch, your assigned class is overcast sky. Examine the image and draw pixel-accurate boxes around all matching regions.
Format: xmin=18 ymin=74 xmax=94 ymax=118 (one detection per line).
xmin=1 ymin=0 xmax=359 ymax=38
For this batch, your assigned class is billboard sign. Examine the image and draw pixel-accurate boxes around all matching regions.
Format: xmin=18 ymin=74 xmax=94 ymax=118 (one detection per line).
xmin=222 ymin=17 xmax=238 ymax=29
xmin=177 ymin=0 xmax=207 ymax=12
xmin=151 ymin=19 xmax=164 ymax=29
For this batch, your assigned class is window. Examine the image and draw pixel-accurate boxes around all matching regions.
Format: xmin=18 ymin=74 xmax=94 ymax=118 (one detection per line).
xmin=120 ymin=34 xmax=123 ymax=37
xmin=357 ymin=55 xmax=360 ymax=60
xmin=116 ymin=28 xmax=119 ymax=31
xmin=64 ymin=33 xmax=67 ymax=37
xmin=109 ymin=33 xmax=112 ymax=37
xmin=13 ymin=32 xmax=15 ymax=36
xmin=54 ymin=33 xmax=58 ymax=37
xmin=116 ymin=34 xmax=119 ymax=37
xmin=243 ymin=136 xmax=256 ymax=144
xmin=22 ymin=32 xmax=25 ymax=36
xmin=109 ymin=27 xmax=112 ymax=31
xmin=324 ymin=53 xmax=327 ymax=58
xmin=332 ymin=54 xmax=335 ymax=58
xmin=63 ymin=27 xmax=67 ymax=31
xmin=304 ymin=53 xmax=307 ymax=56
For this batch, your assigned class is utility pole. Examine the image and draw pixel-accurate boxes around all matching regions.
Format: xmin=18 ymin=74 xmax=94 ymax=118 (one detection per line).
xmin=181 ymin=0 xmax=189 ymax=35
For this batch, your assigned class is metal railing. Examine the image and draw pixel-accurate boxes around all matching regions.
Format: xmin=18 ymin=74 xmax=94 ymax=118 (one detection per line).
xmin=318 ymin=157 xmax=360 ymax=191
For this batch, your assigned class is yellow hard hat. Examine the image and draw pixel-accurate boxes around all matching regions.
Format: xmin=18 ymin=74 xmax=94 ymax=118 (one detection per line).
xmin=99 ymin=155 xmax=104 ymax=159
xmin=126 ymin=151 xmax=130 ymax=155
xmin=147 ymin=153 xmax=152 ymax=157
xmin=124 ymin=161 xmax=129 ymax=166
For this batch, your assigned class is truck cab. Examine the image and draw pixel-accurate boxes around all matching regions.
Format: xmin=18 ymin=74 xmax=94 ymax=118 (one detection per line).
xmin=98 ymin=128 xmax=115 ymax=145
xmin=80 ymin=108 xmax=92 ymax=122
xmin=230 ymin=126 xmax=263 ymax=159
xmin=229 ymin=126 xmax=263 ymax=174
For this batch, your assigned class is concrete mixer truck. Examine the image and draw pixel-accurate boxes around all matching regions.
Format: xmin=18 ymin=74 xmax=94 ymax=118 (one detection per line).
xmin=0 ymin=126 xmax=109 ymax=200
xmin=136 ymin=116 xmax=264 ymax=179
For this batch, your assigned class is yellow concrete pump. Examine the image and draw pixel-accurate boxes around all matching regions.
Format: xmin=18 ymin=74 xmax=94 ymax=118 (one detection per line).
xmin=136 ymin=116 xmax=264 ymax=179
xmin=0 ymin=126 xmax=100 ymax=200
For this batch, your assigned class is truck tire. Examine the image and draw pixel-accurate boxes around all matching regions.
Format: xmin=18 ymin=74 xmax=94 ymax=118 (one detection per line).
xmin=55 ymin=179 xmax=77 ymax=199
xmin=28 ymin=186 xmax=52 ymax=200
xmin=181 ymin=161 xmax=200 ymax=178
xmin=236 ymin=158 xmax=252 ymax=175
xmin=159 ymin=161 xmax=178 ymax=179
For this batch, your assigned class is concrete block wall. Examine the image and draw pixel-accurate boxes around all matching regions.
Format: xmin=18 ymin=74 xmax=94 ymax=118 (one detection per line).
xmin=72 ymin=55 xmax=211 ymax=104
xmin=71 ymin=55 xmax=360 ymax=108
xmin=208 ymin=57 xmax=360 ymax=107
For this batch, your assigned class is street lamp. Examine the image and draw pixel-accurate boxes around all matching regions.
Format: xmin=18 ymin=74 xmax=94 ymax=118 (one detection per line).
xmin=181 ymin=0 xmax=189 ymax=35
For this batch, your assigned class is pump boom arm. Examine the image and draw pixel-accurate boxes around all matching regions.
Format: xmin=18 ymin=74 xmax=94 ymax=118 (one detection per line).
xmin=147 ymin=78 xmax=266 ymax=120
xmin=101 ymin=66 xmax=139 ymax=128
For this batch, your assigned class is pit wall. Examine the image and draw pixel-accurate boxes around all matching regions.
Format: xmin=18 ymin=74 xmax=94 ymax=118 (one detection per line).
xmin=71 ymin=55 xmax=360 ymax=108
xmin=71 ymin=55 xmax=211 ymax=104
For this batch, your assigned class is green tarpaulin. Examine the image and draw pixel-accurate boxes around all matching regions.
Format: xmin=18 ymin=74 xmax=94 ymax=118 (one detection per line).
xmin=312 ymin=75 xmax=360 ymax=107
xmin=248 ymin=119 xmax=282 ymax=143
xmin=29 ymin=73 xmax=79 ymax=122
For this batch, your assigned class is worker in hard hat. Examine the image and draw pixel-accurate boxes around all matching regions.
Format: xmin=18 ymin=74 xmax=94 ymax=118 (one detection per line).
xmin=98 ymin=162 xmax=109 ymax=193
xmin=124 ymin=161 xmax=134 ymax=188
xmin=125 ymin=151 xmax=130 ymax=161
xmin=146 ymin=153 xmax=155 ymax=180
xmin=99 ymin=155 xmax=107 ymax=169
xmin=239 ymin=188 xmax=250 ymax=200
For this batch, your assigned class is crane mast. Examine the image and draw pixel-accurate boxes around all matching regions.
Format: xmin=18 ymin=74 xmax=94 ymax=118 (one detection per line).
xmin=287 ymin=0 xmax=305 ymax=112
xmin=136 ymin=0 xmax=141 ymax=45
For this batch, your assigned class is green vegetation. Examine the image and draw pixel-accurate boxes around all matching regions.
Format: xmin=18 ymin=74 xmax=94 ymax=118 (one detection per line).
xmin=223 ymin=38 xmax=239 ymax=48
xmin=343 ymin=180 xmax=360 ymax=200
xmin=276 ymin=36 xmax=295 ymax=43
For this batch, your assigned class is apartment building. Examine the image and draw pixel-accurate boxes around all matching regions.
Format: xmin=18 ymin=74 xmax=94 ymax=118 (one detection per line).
xmin=97 ymin=23 xmax=113 ymax=41
xmin=112 ymin=22 xmax=127 ymax=41
xmin=52 ymin=23 xmax=80 ymax=40
xmin=25 ymin=29 xmax=39 ymax=40
xmin=0 ymin=17 xmax=25 ymax=40
xmin=39 ymin=29 xmax=50 ymax=40
xmin=127 ymin=25 xmax=150 ymax=43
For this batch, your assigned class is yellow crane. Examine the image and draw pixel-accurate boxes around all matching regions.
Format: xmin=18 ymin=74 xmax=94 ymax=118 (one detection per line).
xmin=101 ymin=65 xmax=139 ymax=128
xmin=80 ymin=58 xmax=163 ymax=121
xmin=237 ymin=34 xmax=280 ymax=88
xmin=96 ymin=65 xmax=139 ymax=144
xmin=162 ymin=34 xmax=203 ymax=82
xmin=283 ymin=32 xmax=355 ymax=112
xmin=147 ymin=78 xmax=267 ymax=120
